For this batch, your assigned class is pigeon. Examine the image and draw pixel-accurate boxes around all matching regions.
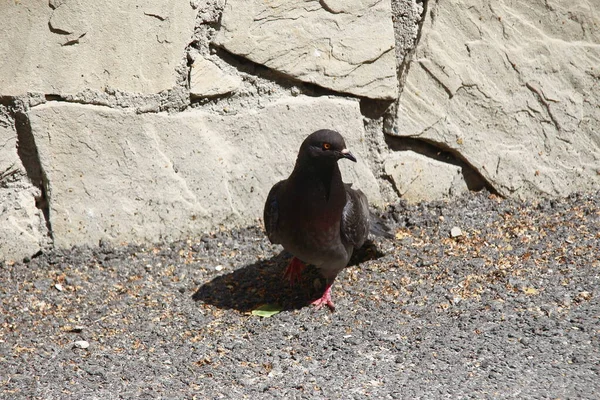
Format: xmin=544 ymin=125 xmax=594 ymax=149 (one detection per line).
xmin=263 ymin=129 xmax=370 ymax=310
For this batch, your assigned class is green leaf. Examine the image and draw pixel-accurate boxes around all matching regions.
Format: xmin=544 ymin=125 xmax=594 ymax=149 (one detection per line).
xmin=251 ymin=304 xmax=282 ymax=318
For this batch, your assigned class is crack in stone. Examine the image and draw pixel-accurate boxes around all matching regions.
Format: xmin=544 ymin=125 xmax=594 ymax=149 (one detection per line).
xmin=254 ymin=13 xmax=304 ymax=23
xmin=455 ymin=83 xmax=492 ymax=100
xmin=0 ymin=164 xmax=20 ymax=185
xmin=504 ymin=52 xmax=520 ymax=75
xmin=7 ymin=99 xmax=54 ymax=242
xmin=419 ymin=60 xmax=455 ymax=98
xmin=487 ymin=2 xmax=509 ymax=40
xmin=47 ymin=21 xmax=71 ymax=35
xmin=525 ymin=82 xmax=562 ymax=131
xmin=325 ymin=46 xmax=395 ymax=80
xmin=144 ymin=12 xmax=167 ymax=21
xmin=62 ymin=32 xmax=86 ymax=47
xmin=319 ymin=0 xmax=348 ymax=15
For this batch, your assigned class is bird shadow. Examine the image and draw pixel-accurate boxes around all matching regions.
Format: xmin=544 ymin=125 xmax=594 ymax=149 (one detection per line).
xmin=192 ymin=239 xmax=385 ymax=313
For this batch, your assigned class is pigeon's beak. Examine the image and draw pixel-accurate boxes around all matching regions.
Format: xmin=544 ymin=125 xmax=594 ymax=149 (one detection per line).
xmin=340 ymin=148 xmax=357 ymax=162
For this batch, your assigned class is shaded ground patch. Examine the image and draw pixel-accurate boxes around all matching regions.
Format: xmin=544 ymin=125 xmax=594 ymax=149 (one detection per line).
xmin=193 ymin=239 xmax=386 ymax=312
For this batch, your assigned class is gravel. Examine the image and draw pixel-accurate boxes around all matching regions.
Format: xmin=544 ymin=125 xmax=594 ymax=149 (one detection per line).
xmin=1 ymin=190 xmax=599 ymax=399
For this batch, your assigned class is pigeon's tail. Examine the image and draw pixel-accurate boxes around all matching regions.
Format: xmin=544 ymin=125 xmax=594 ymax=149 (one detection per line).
xmin=369 ymin=212 xmax=395 ymax=239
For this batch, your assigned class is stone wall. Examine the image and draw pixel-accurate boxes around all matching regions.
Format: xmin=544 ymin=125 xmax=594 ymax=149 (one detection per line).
xmin=1 ymin=0 xmax=598 ymax=261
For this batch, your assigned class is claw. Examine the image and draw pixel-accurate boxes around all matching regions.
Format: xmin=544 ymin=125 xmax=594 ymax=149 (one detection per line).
xmin=310 ymin=284 xmax=335 ymax=311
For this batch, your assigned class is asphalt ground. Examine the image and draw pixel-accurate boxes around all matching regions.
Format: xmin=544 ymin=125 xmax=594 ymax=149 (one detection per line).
xmin=1 ymin=190 xmax=599 ymax=399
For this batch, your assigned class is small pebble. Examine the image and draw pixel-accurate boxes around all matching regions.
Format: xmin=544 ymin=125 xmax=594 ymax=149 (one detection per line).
xmin=73 ymin=340 xmax=90 ymax=349
xmin=450 ymin=227 xmax=463 ymax=238
xmin=215 ymin=265 xmax=223 ymax=271
xmin=55 ymin=283 xmax=64 ymax=292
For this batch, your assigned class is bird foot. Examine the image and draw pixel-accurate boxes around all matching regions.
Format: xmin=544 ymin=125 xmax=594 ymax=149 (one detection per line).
xmin=283 ymin=257 xmax=306 ymax=286
xmin=310 ymin=285 xmax=335 ymax=311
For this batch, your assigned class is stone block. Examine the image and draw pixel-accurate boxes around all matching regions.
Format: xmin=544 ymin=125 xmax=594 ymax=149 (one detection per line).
xmin=0 ymin=108 xmax=48 ymax=262
xmin=384 ymin=151 xmax=469 ymax=203
xmin=190 ymin=56 xmax=242 ymax=97
xmin=214 ymin=0 xmax=398 ymax=100
xmin=0 ymin=0 xmax=197 ymax=95
xmin=391 ymin=0 xmax=600 ymax=198
xmin=28 ymin=97 xmax=381 ymax=248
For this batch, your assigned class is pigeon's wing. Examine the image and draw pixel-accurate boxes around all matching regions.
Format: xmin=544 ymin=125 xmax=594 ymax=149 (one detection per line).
xmin=340 ymin=184 xmax=370 ymax=249
xmin=263 ymin=180 xmax=284 ymax=244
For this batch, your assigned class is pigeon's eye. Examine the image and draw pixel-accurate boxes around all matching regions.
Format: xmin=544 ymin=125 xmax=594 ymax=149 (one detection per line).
xmin=322 ymin=143 xmax=331 ymax=150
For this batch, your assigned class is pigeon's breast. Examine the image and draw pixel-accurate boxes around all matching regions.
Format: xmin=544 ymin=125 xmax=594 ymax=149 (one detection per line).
xmin=280 ymin=216 xmax=351 ymax=270
xmin=276 ymin=170 xmax=352 ymax=271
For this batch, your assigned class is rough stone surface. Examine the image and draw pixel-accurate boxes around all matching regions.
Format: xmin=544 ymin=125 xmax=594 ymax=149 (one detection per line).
xmin=391 ymin=0 xmax=600 ymax=198
xmin=391 ymin=0 xmax=424 ymax=65
xmin=0 ymin=0 xmax=197 ymax=95
xmin=0 ymin=108 xmax=48 ymax=262
xmin=28 ymin=97 xmax=381 ymax=249
xmin=214 ymin=0 xmax=398 ymax=100
xmin=190 ymin=56 xmax=242 ymax=97
xmin=384 ymin=151 xmax=469 ymax=202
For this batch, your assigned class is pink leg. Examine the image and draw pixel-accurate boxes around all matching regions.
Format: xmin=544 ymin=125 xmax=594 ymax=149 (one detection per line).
xmin=310 ymin=284 xmax=335 ymax=311
xmin=283 ymin=257 xmax=306 ymax=286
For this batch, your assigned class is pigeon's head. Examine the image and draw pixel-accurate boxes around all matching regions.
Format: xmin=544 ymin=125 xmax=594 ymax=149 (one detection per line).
xmin=299 ymin=129 xmax=357 ymax=164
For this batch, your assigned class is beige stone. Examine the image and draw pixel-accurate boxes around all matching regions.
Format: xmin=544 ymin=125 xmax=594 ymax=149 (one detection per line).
xmin=190 ymin=57 xmax=242 ymax=97
xmin=391 ymin=0 xmax=600 ymax=198
xmin=214 ymin=0 xmax=398 ymax=100
xmin=0 ymin=108 xmax=48 ymax=262
xmin=28 ymin=97 xmax=381 ymax=248
xmin=384 ymin=151 xmax=469 ymax=203
xmin=0 ymin=0 xmax=196 ymax=95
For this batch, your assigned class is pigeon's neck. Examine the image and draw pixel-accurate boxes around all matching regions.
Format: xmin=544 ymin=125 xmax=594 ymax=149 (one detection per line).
xmin=291 ymin=158 xmax=343 ymax=202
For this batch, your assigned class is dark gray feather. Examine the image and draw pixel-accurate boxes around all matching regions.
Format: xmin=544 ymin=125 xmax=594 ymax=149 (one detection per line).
xmin=340 ymin=184 xmax=370 ymax=248
xmin=264 ymin=180 xmax=284 ymax=244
